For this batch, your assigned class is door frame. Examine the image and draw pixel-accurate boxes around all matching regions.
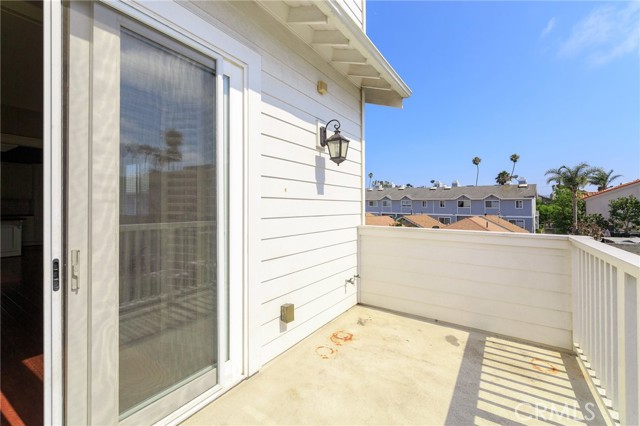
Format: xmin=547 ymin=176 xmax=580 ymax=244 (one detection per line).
xmin=43 ymin=0 xmax=64 ymax=424
xmin=60 ymin=1 xmax=262 ymax=424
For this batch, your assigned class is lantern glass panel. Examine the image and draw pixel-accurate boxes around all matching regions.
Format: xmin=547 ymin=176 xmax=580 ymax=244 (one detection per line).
xmin=340 ymin=139 xmax=349 ymax=158
xmin=326 ymin=138 xmax=340 ymax=159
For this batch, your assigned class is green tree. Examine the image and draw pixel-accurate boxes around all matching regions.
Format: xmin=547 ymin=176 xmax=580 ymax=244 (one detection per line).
xmin=609 ymin=195 xmax=640 ymax=234
xmin=368 ymin=172 xmax=373 ymax=188
xmin=509 ymin=153 xmax=520 ymax=179
xmin=588 ymin=168 xmax=622 ymax=192
xmin=472 ymin=156 xmax=481 ymax=186
xmin=538 ymin=187 xmax=586 ymax=234
xmin=495 ymin=171 xmax=510 ymax=185
xmin=545 ymin=163 xmax=597 ymax=233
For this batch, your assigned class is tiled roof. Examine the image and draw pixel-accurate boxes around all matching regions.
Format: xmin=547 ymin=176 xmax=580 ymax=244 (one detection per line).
xmin=483 ymin=215 xmax=528 ymax=233
xmin=365 ymin=215 xmax=397 ymax=226
xmin=445 ymin=216 xmax=528 ymax=233
xmin=399 ymin=215 xmax=441 ymax=228
xmin=582 ymin=179 xmax=640 ymax=200
xmin=366 ymin=184 xmax=537 ymax=201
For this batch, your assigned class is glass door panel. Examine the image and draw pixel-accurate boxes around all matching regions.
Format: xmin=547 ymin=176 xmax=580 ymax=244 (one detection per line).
xmin=117 ymin=28 xmax=217 ymax=418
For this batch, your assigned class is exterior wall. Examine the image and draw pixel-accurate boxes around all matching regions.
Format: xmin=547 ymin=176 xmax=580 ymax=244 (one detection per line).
xmin=359 ymin=226 xmax=574 ymax=349
xmin=585 ymin=183 xmax=640 ymax=219
xmin=336 ymin=0 xmax=365 ymax=30
xmin=187 ymin=1 xmax=361 ymax=365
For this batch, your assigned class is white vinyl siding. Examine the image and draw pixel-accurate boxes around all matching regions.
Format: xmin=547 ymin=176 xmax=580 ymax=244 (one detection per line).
xmin=186 ymin=1 xmax=361 ymax=365
xmin=516 ymin=200 xmax=524 ymax=209
xmin=335 ymin=0 xmax=365 ymax=29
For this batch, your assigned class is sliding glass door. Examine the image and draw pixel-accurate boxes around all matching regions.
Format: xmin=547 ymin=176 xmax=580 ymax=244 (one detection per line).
xmin=65 ymin=3 xmax=245 ymax=424
xmin=118 ymin=27 xmax=218 ymax=418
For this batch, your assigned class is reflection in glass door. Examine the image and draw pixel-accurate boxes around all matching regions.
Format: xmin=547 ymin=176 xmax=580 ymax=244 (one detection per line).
xmin=118 ymin=28 xmax=217 ymax=418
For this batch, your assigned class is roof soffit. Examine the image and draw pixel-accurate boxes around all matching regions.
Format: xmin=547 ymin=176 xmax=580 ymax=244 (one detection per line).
xmin=255 ymin=0 xmax=411 ymax=108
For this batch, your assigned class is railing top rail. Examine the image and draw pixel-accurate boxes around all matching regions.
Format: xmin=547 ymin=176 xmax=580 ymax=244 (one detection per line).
xmin=358 ymin=226 xmax=639 ymax=278
xmin=569 ymin=235 xmax=640 ymax=276
xmin=358 ymin=225 xmax=571 ymax=247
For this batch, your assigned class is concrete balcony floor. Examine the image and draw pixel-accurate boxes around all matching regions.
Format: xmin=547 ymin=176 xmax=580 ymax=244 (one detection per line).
xmin=184 ymin=305 xmax=607 ymax=425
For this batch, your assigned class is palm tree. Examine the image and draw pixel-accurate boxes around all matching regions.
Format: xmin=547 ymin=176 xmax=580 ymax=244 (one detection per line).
xmin=368 ymin=172 xmax=374 ymax=188
xmin=509 ymin=154 xmax=520 ymax=179
xmin=588 ymin=168 xmax=622 ymax=192
xmin=472 ymin=157 xmax=481 ymax=186
xmin=495 ymin=171 xmax=510 ymax=185
xmin=545 ymin=163 xmax=598 ymax=233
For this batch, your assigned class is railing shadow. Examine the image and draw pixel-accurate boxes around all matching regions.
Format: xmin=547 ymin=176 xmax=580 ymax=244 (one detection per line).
xmin=444 ymin=333 xmax=607 ymax=425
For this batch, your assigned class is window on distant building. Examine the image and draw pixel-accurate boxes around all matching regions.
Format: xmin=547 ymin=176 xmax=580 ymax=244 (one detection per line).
xmin=401 ymin=200 xmax=411 ymax=207
xmin=439 ymin=200 xmax=446 ymax=208
xmin=382 ymin=200 xmax=391 ymax=207
xmin=367 ymin=201 xmax=377 ymax=207
xmin=509 ymin=219 xmax=525 ymax=228
xmin=439 ymin=217 xmax=451 ymax=225
xmin=515 ymin=200 xmax=524 ymax=209
xmin=457 ymin=199 xmax=470 ymax=208
xmin=422 ymin=201 xmax=427 ymax=208
xmin=485 ymin=200 xmax=499 ymax=209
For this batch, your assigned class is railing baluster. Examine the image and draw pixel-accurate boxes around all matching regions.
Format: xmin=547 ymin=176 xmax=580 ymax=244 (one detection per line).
xmin=611 ymin=265 xmax=618 ymax=406
xmin=597 ymin=258 xmax=604 ymax=387
xmin=622 ymin=272 xmax=638 ymax=425
xmin=603 ymin=262 xmax=612 ymax=400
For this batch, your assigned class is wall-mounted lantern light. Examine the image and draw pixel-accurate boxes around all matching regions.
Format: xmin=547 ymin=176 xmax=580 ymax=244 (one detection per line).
xmin=320 ymin=119 xmax=350 ymax=166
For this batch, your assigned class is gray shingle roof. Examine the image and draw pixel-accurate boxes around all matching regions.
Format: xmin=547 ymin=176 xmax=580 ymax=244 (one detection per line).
xmin=365 ymin=184 xmax=537 ymax=201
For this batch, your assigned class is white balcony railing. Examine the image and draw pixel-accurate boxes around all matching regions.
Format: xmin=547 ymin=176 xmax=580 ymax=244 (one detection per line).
xmin=358 ymin=226 xmax=640 ymax=425
xmin=571 ymin=236 xmax=640 ymax=425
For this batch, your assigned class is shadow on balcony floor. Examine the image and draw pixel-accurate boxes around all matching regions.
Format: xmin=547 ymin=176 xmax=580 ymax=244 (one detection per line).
xmin=184 ymin=305 xmax=606 ymax=425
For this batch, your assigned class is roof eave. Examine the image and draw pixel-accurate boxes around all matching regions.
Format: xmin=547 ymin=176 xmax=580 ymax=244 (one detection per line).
xmin=255 ymin=0 xmax=411 ymax=108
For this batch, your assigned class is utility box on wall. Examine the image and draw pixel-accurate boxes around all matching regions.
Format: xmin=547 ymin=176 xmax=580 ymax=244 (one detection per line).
xmin=280 ymin=303 xmax=294 ymax=323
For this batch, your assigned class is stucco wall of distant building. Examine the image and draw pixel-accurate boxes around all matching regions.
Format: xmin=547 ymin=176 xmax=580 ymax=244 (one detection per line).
xmin=585 ymin=181 xmax=640 ymax=220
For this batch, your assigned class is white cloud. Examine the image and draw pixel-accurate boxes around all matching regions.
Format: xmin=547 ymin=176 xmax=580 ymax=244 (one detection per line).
xmin=559 ymin=2 xmax=640 ymax=65
xmin=541 ymin=17 xmax=557 ymax=38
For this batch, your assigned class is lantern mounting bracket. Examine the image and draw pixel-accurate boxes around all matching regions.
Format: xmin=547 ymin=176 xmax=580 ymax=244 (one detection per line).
xmin=319 ymin=119 xmax=341 ymax=148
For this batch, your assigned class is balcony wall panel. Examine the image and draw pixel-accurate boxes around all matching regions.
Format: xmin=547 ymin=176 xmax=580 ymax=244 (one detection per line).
xmin=358 ymin=226 xmax=573 ymax=349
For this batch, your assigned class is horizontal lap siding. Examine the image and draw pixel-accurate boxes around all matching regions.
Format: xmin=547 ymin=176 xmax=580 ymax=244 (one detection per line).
xmin=359 ymin=227 xmax=573 ymax=349
xmin=186 ymin=1 xmax=363 ymax=365
xmin=336 ymin=0 xmax=364 ymax=29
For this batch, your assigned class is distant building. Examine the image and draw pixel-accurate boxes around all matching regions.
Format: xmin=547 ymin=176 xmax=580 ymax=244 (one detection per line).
xmin=446 ymin=215 xmax=528 ymax=233
xmin=397 ymin=214 xmax=442 ymax=228
xmin=365 ymin=182 xmax=537 ymax=232
xmin=584 ymin=179 xmax=640 ymax=220
xmin=365 ymin=213 xmax=397 ymax=226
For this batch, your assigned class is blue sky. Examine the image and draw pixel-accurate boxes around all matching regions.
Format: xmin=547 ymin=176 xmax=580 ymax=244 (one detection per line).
xmin=364 ymin=1 xmax=640 ymax=195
